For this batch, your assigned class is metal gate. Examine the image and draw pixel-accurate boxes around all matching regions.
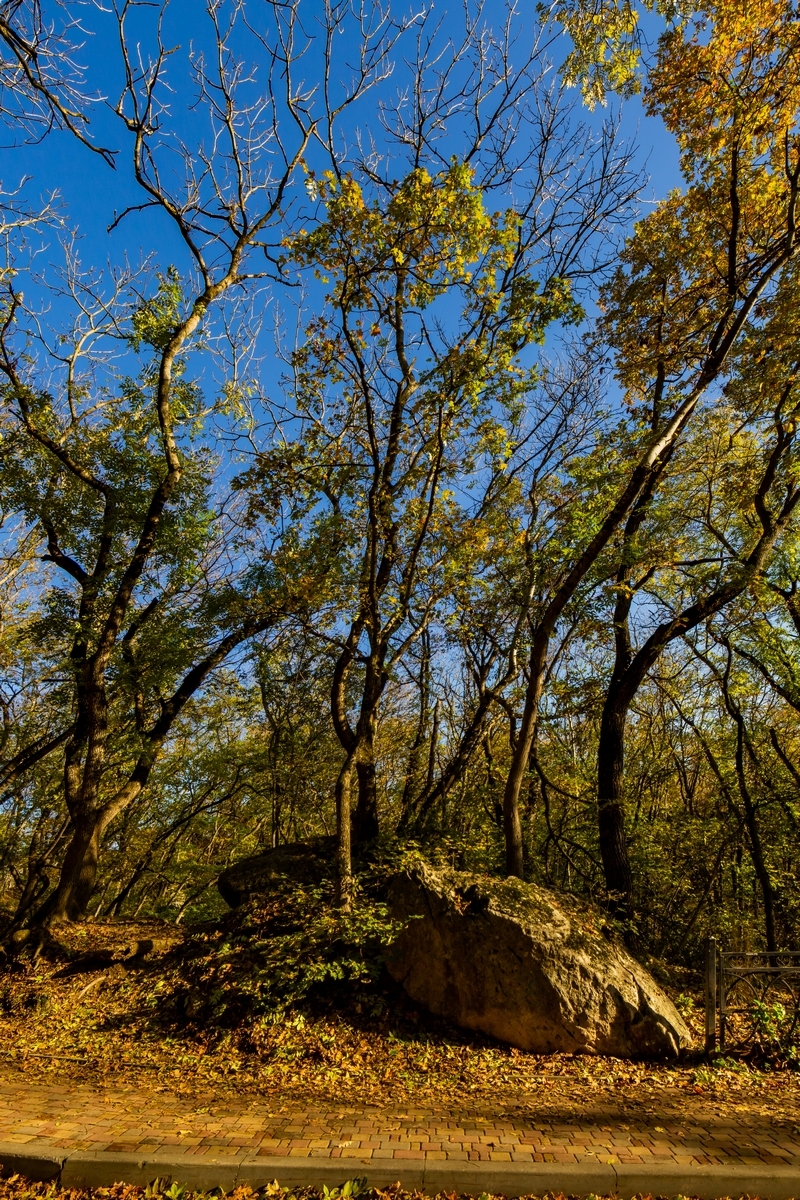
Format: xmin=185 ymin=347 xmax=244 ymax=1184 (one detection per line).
xmin=704 ymin=936 xmax=800 ymax=1055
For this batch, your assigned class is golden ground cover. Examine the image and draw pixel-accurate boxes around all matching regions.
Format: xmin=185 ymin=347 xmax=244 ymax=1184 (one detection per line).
xmin=0 ymin=1179 xmax=767 ymax=1200
xmin=1 ymin=918 xmax=799 ymax=1129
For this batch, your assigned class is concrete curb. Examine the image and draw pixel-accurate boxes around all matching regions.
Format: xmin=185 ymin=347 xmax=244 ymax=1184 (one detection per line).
xmin=1 ymin=1142 xmax=799 ymax=1199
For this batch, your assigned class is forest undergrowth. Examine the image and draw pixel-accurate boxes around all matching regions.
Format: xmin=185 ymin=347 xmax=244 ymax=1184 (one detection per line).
xmin=2 ymin=910 xmax=800 ymax=1126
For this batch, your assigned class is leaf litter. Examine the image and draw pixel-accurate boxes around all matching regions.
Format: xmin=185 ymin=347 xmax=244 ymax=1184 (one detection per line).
xmin=1 ymin=917 xmax=799 ymax=1131
xmin=0 ymin=1180 xmax=778 ymax=1200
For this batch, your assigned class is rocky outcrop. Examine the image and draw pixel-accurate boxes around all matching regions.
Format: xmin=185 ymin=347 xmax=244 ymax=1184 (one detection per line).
xmin=385 ymin=863 xmax=691 ymax=1058
xmin=217 ymin=838 xmax=335 ymax=907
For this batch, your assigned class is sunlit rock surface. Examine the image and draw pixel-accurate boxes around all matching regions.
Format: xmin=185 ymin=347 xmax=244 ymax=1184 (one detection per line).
xmin=385 ymin=863 xmax=691 ymax=1058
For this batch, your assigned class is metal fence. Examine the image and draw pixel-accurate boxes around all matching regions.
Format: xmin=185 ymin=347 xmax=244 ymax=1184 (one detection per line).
xmin=704 ymin=936 xmax=800 ymax=1055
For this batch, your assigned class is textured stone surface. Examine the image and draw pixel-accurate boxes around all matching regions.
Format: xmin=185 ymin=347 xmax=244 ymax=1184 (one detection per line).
xmin=217 ymin=839 xmax=335 ymax=906
xmin=385 ymin=863 xmax=691 ymax=1058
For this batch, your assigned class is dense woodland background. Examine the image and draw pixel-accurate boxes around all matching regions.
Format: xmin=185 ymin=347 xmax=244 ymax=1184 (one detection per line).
xmin=0 ymin=0 xmax=799 ymax=968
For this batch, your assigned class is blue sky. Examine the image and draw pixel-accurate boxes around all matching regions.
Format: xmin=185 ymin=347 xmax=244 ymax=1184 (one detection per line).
xmin=5 ymin=0 xmax=683 ymax=285
xmin=0 ymin=0 xmax=686 ymax=447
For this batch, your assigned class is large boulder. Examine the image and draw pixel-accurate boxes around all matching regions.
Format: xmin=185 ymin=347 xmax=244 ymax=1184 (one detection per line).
xmin=385 ymin=863 xmax=691 ymax=1058
xmin=217 ymin=838 xmax=335 ymax=907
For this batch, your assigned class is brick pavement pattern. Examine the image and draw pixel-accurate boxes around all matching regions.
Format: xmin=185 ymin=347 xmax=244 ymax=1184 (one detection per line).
xmin=1 ymin=1073 xmax=799 ymax=1173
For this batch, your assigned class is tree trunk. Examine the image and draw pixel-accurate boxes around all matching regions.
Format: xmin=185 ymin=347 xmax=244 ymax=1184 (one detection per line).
xmin=405 ymin=693 xmax=492 ymax=833
xmin=502 ymin=765 xmax=525 ymax=878
xmin=593 ymin=440 xmax=670 ymax=921
xmin=596 ymin=697 xmax=635 ymax=917
xmin=353 ymin=753 xmax=380 ymax=842
xmin=731 ymin=710 xmax=778 ymax=951
xmin=329 ymin=624 xmax=380 ymax=889
xmin=10 ymin=865 xmax=51 ymax=928
xmin=501 ymin=630 xmax=550 ymax=878
xmin=747 ymin=815 xmax=778 ymax=952
xmin=34 ymin=815 xmax=102 ymax=925
xmin=398 ymin=636 xmax=432 ymax=828
xmin=334 ymin=755 xmax=354 ymax=909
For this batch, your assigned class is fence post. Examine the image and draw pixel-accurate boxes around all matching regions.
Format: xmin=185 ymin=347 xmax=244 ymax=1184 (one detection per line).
xmin=704 ymin=935 xmax=717 ymax=1056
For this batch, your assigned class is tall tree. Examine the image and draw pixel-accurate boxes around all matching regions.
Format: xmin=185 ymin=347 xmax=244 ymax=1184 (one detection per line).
xmin=249 ymin=160 xmax=582 ymax=903
xmin=0 ymin=0 xmax=399 ymax=927
xmin=596 ymin=372 xmax=800 ymax=922
xmin=499 ymin=0 xmax=800 ymax=880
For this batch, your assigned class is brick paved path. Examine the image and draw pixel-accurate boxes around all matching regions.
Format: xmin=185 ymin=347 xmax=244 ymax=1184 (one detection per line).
xmin=1 ymin=1072 xmax=798 ymax=1173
